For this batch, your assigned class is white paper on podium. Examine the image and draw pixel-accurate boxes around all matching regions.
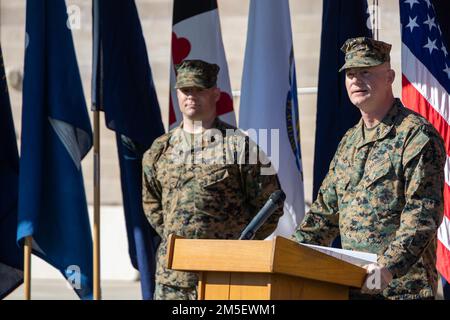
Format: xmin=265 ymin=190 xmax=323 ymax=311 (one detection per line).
xmin=300 ymin=243 xmax=378 ymax=267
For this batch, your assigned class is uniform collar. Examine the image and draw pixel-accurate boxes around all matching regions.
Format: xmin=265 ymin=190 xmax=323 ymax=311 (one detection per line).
xmin=354 ymin=98 xmax=401 ymax=148
xmin=169 ymin=118 xmax=225 ymax=149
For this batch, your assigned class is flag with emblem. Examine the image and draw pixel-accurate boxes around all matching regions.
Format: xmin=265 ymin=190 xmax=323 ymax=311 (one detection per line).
xmin=239 ymin=0 xmax=304 ymax=237
xmin=169 ymin=0 xmax=235 ymax=129
xmin=17 ymin=0 xmax=93 ymax=299
xmin=400 ymin=0 xmax=450 ymax=287
xmin=0 ymin=45 xmax=23 ymax=300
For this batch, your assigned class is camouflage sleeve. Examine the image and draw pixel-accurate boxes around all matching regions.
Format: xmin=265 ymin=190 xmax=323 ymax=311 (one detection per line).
xmin=291 ymin=163 xmax=340 ymax=246
xmin=240 ymin=138 xmax=284 ymax=239
xmin=142 ymin=146 xmax=164 ymax=238
xmin=291 ymin=134 xmax=348 ymax=246
xmin=378 ymin=128 xmax=445 ymax=278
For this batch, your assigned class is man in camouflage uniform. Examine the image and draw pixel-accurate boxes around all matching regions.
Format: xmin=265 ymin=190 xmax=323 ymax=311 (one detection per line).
xmin=142 ymin=59 xmax=284 ymax=300
xmin=292 ymin=37 xmax=446 ymax=299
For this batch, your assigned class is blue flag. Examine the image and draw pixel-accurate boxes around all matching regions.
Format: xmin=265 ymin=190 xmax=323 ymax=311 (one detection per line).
xmin=0 ymin=46 xmax=23 ymax=300
xmin=313 ymin=0 xmax=371 ymax=199
xmin=92 ymin=0 xmax=165 ymax=300
xmin=17 ymin=0 xmax=93 ymax=299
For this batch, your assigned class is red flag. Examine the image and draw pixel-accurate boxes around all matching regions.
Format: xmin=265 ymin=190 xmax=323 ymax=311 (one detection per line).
xmin=168 ymin=0 xmax=235 ymax=128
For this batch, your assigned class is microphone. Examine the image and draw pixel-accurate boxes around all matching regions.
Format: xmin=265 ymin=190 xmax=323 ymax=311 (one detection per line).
xmin=239 ymin=190 xmax=286 ymax=240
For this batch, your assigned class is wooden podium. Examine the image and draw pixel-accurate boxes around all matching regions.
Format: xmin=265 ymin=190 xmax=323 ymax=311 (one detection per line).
xmin=167 ymin=234 xmax=367 ymax=300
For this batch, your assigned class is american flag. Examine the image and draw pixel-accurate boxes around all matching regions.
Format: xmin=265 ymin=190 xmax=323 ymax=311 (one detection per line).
xmin=400 ymin=0 xmax=450 ymax=282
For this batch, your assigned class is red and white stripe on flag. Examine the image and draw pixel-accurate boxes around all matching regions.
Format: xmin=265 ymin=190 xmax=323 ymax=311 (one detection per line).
xmin=168 ymin=0 xmax=235 ymax=129
xmin=400 ymin=0 xmax=450 ymax=281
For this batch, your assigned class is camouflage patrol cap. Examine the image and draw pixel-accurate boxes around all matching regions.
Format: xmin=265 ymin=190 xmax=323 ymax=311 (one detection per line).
xmin=339 ymin=37 xmax=392 ymax=72
xmin=175 ymin=59 xmax=220 ymax=89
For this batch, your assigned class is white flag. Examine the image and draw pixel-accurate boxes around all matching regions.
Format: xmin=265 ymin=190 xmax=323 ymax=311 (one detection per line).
xmin=239 ymin=0 xmax=305 ymax=238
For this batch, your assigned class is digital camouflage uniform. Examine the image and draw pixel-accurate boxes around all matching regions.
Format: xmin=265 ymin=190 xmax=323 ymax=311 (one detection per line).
xmin=293 ymin=38 xmax=446 ymax=300
xmin=174 ymin=59 xmax=220 ymax=89
xmin=338 ymin=36 xmax=392 ymax=72
xmin=143 ymin=120 xmax=283 ymax=300
xmin=143 ymin=59 xmax=283 ymax=300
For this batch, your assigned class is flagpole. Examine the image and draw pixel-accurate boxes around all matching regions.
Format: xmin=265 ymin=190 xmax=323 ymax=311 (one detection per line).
xmin=24 ymin=236 xmax=32 ymax=300
xmin=372 ymin=0 xmax=379 ymax=40
xmin=376 ymin=0 xmax=379 ymax=40
xmin=92 ymin=0 xmax=102 ymax=300
xmin=93 ymin=110 xmax=101 ymax=300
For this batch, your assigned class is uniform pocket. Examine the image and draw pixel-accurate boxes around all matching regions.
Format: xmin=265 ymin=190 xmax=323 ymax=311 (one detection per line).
xmin=363 ymin=158 xmax=400 ymax=215
xmin=194 ymin=165 xmax=240 ymax=219
xmin=197 ymin=165 xmax=232 ymax=189
xmin=202 ymin=169 xmax=230 ymax=189
xmin=364 ymin=158 xmax=392 ymax=188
